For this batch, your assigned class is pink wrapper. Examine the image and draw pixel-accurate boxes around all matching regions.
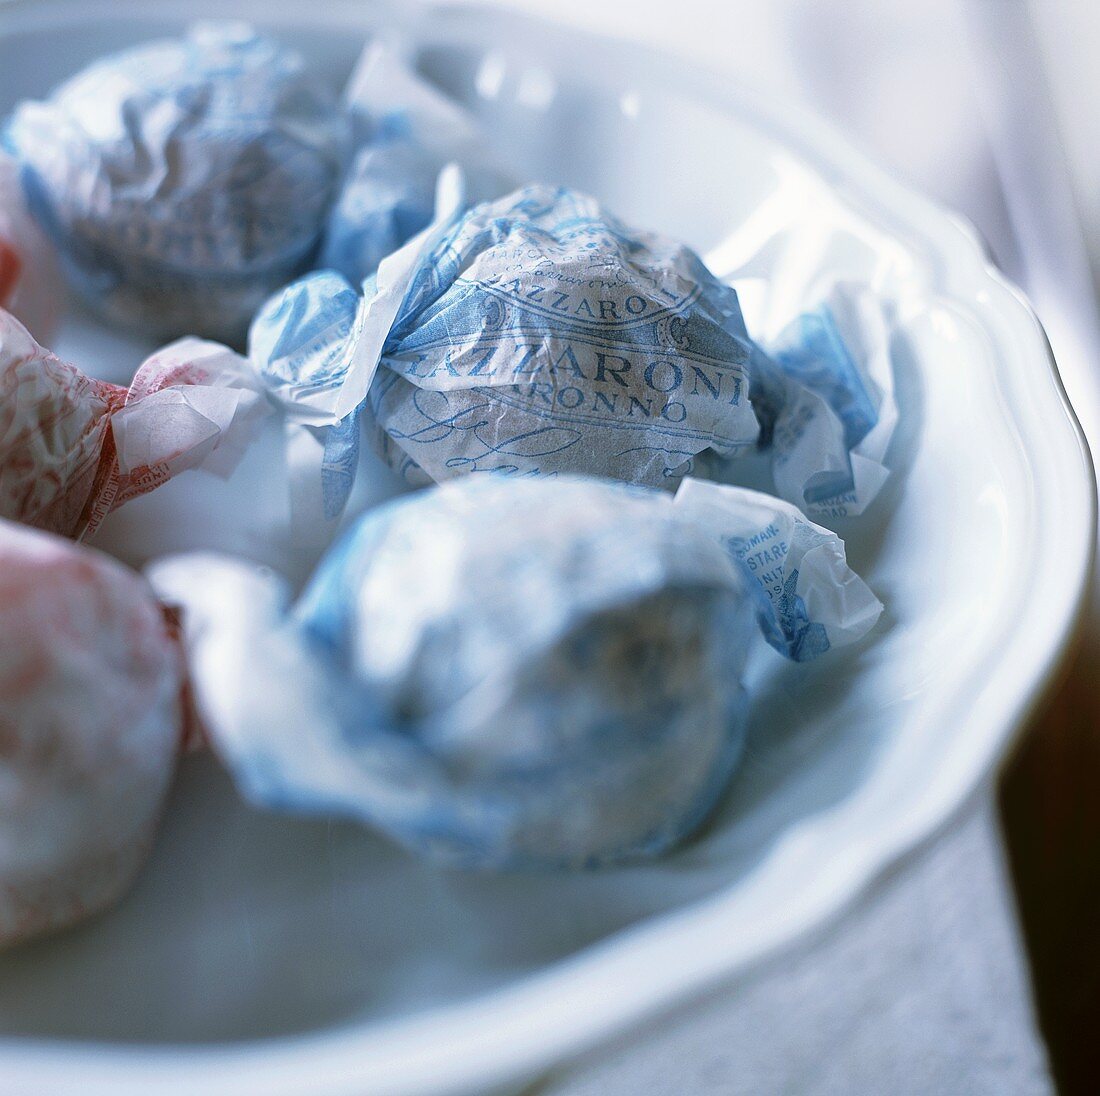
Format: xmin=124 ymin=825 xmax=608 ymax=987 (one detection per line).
xmin=0 ymin=519 xmax=183 ymax=947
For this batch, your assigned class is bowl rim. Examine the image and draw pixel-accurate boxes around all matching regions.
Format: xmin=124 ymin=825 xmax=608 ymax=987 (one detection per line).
xmin=0 ymin=2 xmax=1095 ymax=1094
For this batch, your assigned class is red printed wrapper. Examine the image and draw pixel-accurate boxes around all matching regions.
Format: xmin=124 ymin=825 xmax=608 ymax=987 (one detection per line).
xmin=0 ymin=308 xmax=265 ymax=539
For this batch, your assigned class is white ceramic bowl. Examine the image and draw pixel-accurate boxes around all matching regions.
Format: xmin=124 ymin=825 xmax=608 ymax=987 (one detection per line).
xmin=0 ymin=3 xmax=1094 ymax=1095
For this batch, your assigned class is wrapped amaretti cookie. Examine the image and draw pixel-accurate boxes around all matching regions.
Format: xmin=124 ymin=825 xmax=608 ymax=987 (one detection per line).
xmin=0 ymin=519 xmax=184 ymax=947
xmin=152 ymin=475 xmax=882 ymax=870
xmin=249 ymin=183 xmax=896 ymax=521
xmin=0 ymin=306 xmax=266 ymax=539
xmin=5 ymin=22 xmax=350 ymax=343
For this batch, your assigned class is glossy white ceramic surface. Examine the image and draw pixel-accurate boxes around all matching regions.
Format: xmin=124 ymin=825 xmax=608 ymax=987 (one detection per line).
xmin=0 ymin=2 xmax=1093 ymax=1094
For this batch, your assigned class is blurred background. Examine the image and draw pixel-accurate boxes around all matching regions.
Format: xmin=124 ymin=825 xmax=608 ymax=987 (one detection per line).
xmin=458 ymin=0 xmax=1100 ymax=1091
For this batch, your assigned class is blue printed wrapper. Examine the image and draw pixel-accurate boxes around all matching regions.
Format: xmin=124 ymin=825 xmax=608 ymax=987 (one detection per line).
xmin=247 ymin=183 xmax=896 ymax=522
xmin=150 ymin=475 xmax=881 ymax=869
xmin=751 ymin=283 xmax=897 ymax=519
xmin=367 ymin=185 xmax=762 ymax=486
xmin=5 ymin=22 xmax=350 ymax=343
xmin=672 ymin=478 xmax=884 ymax=660
xmin=319 ymin=144 xmax=438 ymax=287
xmin=248 ymin=270 xmax=364 ymax=519
xmin=319 ymin=39 xmax=512 ymax=285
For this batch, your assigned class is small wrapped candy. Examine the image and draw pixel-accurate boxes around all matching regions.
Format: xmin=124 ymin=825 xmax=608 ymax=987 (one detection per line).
xmin=250 ymin=184 xmax=896 ymax=520
xmin=5 ymin=22 xmax=350 ymax=343
xmin=152 ymin=475 xmax=881 ymax=869
xmin=0 ymin=307 xmax=266 ymax=539
xmin=0 ymin=519 xmax=183 ymax=947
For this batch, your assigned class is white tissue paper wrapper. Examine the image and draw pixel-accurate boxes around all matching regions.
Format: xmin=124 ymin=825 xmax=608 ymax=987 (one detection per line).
xmin=4 ymin=22 xmax=350 ymax=343
xmin=89 ymin=326 xmax=408 ymax=586
xmin=249 ymin=184 xmax=897 ymax=522
xmin=0 ymin=519 xmax=182 ymax=947
xmin=92 ymin=403 xmax=407 ymax=589
xmin=0 ymin=304 xmax=402 ymax=582
xmin=672 ymin=477 xmax=885 ymax=657
xmin=319 ymin=39 xmax=512 ymax=284
xmin=151 ymin=475 xmax=881 ymax=870
xmin=733 ymin=281 xmax=898 ymax=520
